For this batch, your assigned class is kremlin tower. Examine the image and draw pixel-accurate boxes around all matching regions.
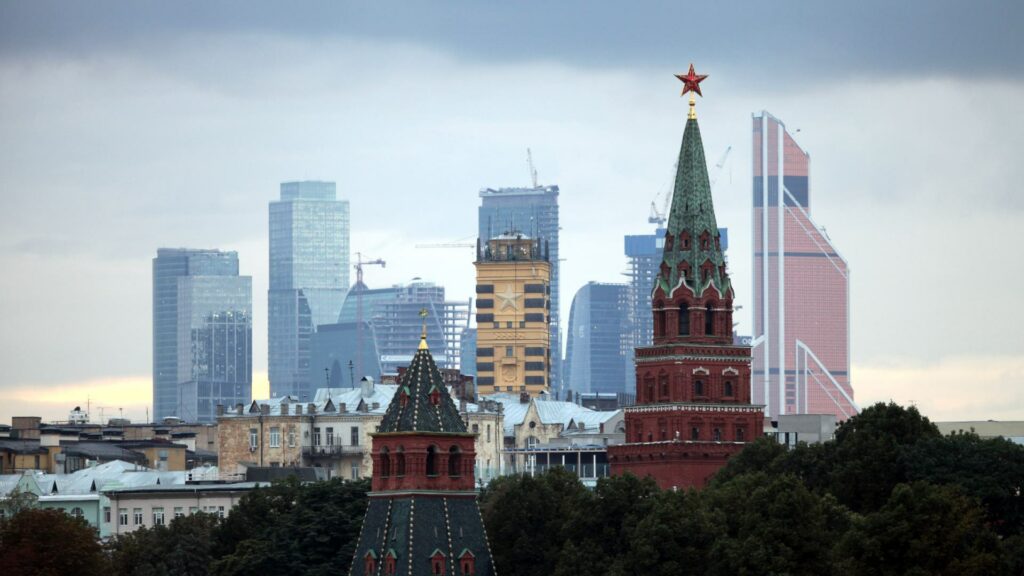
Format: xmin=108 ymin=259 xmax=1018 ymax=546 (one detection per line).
xmin=608 ymin=66 xmax=764 ymax=489
xmin=349 ymin=322 xmax=495 ymax=576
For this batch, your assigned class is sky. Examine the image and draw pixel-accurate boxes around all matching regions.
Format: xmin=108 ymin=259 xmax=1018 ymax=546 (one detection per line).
xmin=1 ymin=1 xmax=1022 ymax=424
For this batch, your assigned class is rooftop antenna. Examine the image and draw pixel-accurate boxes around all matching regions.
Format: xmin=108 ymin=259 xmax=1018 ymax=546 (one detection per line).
xmin=348 ymin=360 xmax=355 ymax=388
xmin=527 ymin=148 xmax=539 ymax=188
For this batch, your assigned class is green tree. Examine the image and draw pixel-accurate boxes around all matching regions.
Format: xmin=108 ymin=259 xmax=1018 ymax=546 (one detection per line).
xmin=210 ymin=477 xmax=369 ymax=576
xmin=0 ymin=508 xmax=107 ymax=576
xmin=108 ymin=512 xmax=219 ymax=576
xmin=480 ymin=468 xmax=589 ymax=576
xmin=835 ymin=482 xmax=1003 ymax=576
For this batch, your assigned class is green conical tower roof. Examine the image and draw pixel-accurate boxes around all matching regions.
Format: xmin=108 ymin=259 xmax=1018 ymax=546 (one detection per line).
xmin=656 ymin=112 xmax=733 ymax=299
xmin=377 ymin=336 xmax=467 ymax=434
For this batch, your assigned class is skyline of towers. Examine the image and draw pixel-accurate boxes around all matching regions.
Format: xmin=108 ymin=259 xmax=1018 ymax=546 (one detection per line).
xmin=564 ymin=282 xmax=632 ymax=396
xmin=473 ymin=233 xmax=552 ymax=397
xmin=478 ymin=185 xmax=562 ymax=392
xmin=152 ymin=248 xmax=252 ymax=423
xmin=268 ymin=180 xmax=350 ymax=403
xmin=751 ymin=111 xmax=855 ymax=420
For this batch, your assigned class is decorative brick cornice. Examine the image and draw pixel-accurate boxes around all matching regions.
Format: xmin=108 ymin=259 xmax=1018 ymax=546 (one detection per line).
xmin=625 ymin=402 xmax=765 ymax=415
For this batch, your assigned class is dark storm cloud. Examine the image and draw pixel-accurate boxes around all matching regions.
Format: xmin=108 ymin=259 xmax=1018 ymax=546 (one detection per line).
xmin=2 ymin=1 xmax=1022 ymax=84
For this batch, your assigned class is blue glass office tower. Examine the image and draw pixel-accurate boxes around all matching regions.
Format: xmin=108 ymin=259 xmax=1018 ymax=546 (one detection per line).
xmin=153 ymin=249 xmax=252 ymax=422
xmin=478 ymin=186 xmax=561 ymax=392
xmin=269 ymin=181 xmax=350 ymax=401
xmin=565 ymin=282 xmax=631 ymax=396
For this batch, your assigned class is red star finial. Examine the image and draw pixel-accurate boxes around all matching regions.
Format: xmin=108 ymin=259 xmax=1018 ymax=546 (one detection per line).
xmin=675 ymin=64 xmax=708 ymax=97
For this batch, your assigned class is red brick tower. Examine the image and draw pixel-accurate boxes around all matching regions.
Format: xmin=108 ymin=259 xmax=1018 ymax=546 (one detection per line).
xmin=349 ymin=330 xmax=495 ymax=576
xmin=608 ymin=66 xmax=764 ymax=489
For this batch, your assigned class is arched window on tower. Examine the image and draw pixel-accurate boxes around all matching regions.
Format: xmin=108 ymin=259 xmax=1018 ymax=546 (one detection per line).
xmin=678 ymin=303 xmax=690 ymax=336
xmin=426 ymin=445 xmax=439 ymax=477
xmin=448 ymin=446 xmax=462 ymax=477
xmin=380 ymin=447 xmax=391 ymax=477
xmin=705 ymin=303 xmax=714 ymax=336
xmin=395 ymin=446 xmax=406 ymax=477
xmin=654 ymin=301 xmax=666 ymax=338
xmin=724 ymin=380 xmax=734 ymax=397
xmin=694 ymin=380 xmax=704 ymax=397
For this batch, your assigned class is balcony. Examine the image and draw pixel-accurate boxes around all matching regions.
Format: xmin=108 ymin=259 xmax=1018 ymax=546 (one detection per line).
xmin=302 ymin=444 xmax=364 ymax=458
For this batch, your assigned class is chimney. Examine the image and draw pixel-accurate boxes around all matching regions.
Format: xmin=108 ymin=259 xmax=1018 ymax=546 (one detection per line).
xmin=295 ymin=404 xmax=303 ymax=415
xmin=519 ymin=392 xmax=530 ymax=404
xmin=361 ymin=376 xmax=374 ymax=398
xmin=339 ymin=403 xmax=347 ymax=413
xmin=281 ymin=403 xmax=290 ymax=416
xmin=216 ymin=404 xmax=225 ymax=417
xmin=260 ymin=404 xmax=270 ymax=416
xmin=235 ymin=403 xmax=244 ymax=415
xmin=371 ymin=402 xmax=380 ymax=410
xmin=459 ymin=398 xmax=467 ymax=413
xmin=307 ymin=403 xmax=317 ymax=415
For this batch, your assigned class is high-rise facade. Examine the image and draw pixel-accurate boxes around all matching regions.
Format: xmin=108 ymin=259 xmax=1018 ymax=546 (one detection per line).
xmin=478 ymin=186 xmax=561 ymax=392
xmin=752 ymin=112 xmax=855 ymax=420
xmin=473 ymin=233 xmax=552 ymax=397
xmin=153 ymin=249 xmax=252 ymax=422
xmin=609 ymin=72 xmax=762 ymax=489
xmin=268 ymin=181 xmax=350 ymax=402
xmin=564 ymin=282 xmax=631 ymax=396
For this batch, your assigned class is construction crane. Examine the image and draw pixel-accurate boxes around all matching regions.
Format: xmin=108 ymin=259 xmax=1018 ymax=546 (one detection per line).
xmin=527 ymin=148 xmax=539 ymax=188
xmin=352 ymin=253 xmax=385 ymax=381
xmin=647 ymin=145 xmax=732 ymax=226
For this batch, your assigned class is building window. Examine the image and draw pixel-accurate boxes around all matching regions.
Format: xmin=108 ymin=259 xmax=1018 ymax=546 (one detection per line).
xmin=476 ymin=362 xmax=494 ymax=372
xmin=476 ymin=313 xmax=494 ymax=323
xmin=269 ymin=427 xmax=281 ymax=448
xmin=694 ymin=380 xmax=704 ymax=397
xmin=524 ymin=283 xmax=545 ymax=293
xmin=133 ymin=508 xmax=144 ymax=526
xmin=119 ymin=508 xmax=128 ymax=526
xmin=313 ymin=427 xmax=322 ymax=446
xmin=524 ymin=347 xmax=544 ymax=356
xmin=174 ymin=507 xmax=184 ymax=519
xmin=351 ymin=462 xmax=360 ymax=480
xmin=736 ymin=427 xmax=745 ymax=441
xmin=705 ymin=304 xmax=714 ymax=335
xmin=189 ymin=507 xmax=199 ymax=515
xmin=431 ymin=552 xmax=447 ymax=575
xmin=103 ymin=507 xmax=111 ymax=524
xmin=477 ymin=377 xmax=494 ymax=386
xmin=70 ymin=507 xmax=84 ymax=519
xmin=525 ymin=376 xmax=545 ymax=385
xmin=326 ymin=427 xmax=335 ymax=445
xmin=524 ymin=298 xmax=545 ymax=308
xmin=217 ymin=506 xmax=225 ymax=518
xmin=448 ymin=446 xmax=462 ymax=477
xmin=724 ymin=381 xmax=734 ymax=397
xmin=476 ymin=347 xmax=494 ymax=357
xmin=524 ymin=313 xmax=545 ymax=323
xmin=476 ymin=299 xmax=494 ymax=309
xmin=679 ymin=303 xmax=690 ymax=336
xmin=153 ymin=507 xmax=165 ymax=526
xmin=288 ymin=430 xmax=296 ymax=447
xmin=712 ymin=428 xmax=722 ymax=442
xmin=249 ymin=428 xmax=258 ymax=450
xmin=395 ymin=447 xmax=406 ymax=476
xmin=426 ymin=445 xmax=439 ymax=477
xmin=505 ymin=346 xmax=513 ymax=356
xmin=486 ymin=425 xmax=491 ymax=443
xmin=524 ymin=361 xmax=545 ymax=371
xmin=475 ymin=284 xmax=494 ymax=294
xmin=351 ymin=426 xmax=360 ymax=446
xmin=691 ymin=427 xmax=700 ymax=441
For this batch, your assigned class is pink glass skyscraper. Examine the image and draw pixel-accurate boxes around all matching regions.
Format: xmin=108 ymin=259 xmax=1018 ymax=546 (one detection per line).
xmin=752 ymin=112 xmax=857 ymax=420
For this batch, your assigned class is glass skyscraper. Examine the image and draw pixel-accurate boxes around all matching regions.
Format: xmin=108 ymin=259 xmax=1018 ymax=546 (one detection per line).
xmin=269 ymin=180 xmax=350 ymax=401
xmin=152 ymin=249 xmax=252 ymax=422
xmin=564 ymin=282 xmax=631 ymax=396
xmin=477 ymin=185 xmax=561 ymax=391
xmin=752 ymin=111 xmax=854 ymax=419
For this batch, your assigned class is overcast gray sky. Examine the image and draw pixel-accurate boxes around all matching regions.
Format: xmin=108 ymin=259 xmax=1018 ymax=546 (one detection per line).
xmin=1 ymin=1 xmax=1022 ymax=422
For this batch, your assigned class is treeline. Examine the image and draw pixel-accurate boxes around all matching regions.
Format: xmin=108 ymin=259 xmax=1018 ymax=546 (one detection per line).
xmin=1 ymin=403 xmax=1022 ymax=575
xmin=481 ymin=402 xmax=1024 ymax=575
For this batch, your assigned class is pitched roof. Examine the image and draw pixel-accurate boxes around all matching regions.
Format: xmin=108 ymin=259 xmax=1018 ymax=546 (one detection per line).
xmin=659 ymin=114 xmax=732 ymax=298
xmin=377 ymin=337 xmax=467 ymax=434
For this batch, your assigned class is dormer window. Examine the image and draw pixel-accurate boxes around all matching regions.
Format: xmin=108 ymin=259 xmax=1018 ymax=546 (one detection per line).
xmin=430 ymin=550 xmax=447 ymax=576
xmin=429 ymin=386 xmax=441 ymax=406
xmin=681 ymin=232 xmax=691 ymax=249
xmin=384 ymin=550 xmax=398 ymax=576
xmin=460 ymin=549 xmax=476 ymax=575
xmin=399 ymin=388 xmax=409 ymax=408
xmin=364 ymin=551 xmax=378 ymax=576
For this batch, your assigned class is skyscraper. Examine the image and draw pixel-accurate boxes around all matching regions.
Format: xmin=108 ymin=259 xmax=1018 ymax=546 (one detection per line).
xmin=564 ymin=282 xmax=631 ymax=396
xmin=269 ymin=180 xmax=350 ymax=401
xmin=473 ymin=233 xmax=552 ymax=397
xmin=153 ymin=249 xmax=252 ymax=422
xmin=478 ymin=185 xmax=561 ymax=391
xmin=752 ymin=111 xmax=855 ymax=420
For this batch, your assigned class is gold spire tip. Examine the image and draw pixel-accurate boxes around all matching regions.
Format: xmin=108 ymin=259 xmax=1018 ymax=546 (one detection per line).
xmin=688 ymin=94 xmax=697 ymax=120
xmin=418 ymin=307 xmax=429 ymax=349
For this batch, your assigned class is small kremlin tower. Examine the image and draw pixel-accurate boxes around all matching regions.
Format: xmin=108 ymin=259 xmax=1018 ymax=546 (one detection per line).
xmin=350 ymin=318 xmax=495 ymax=576
xmin=608 ymin=66 xmax=764 ymax=489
